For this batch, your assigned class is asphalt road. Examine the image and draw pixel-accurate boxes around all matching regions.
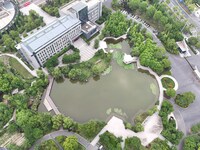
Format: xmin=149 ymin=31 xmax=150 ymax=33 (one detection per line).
xmin=169 ymin=54 xmax=200 ymax=134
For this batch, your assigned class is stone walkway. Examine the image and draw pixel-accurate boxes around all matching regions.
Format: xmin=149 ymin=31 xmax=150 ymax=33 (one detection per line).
xmin=30 ymin=130 xmax=98 ymax=150
xmin=73 ymin=38 xmax=98 ymax=62
xmin=91 ymin=114 xmax=163 ymax=148
xmin=43 ymin=77 xmax=61 ymax=114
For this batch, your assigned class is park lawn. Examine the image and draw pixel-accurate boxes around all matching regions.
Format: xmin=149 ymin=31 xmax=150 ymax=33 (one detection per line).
xmin=9 ymin=57 xmax=33 ymax=79
xmin=108 ymin=43 xmax=122 ymax=49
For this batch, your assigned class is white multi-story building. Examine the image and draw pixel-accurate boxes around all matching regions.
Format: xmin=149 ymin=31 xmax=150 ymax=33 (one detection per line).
xmin=16 ymin=0 xmax=102 ymax=69
xmin=17 ymin=15 xmax=81 ymax=68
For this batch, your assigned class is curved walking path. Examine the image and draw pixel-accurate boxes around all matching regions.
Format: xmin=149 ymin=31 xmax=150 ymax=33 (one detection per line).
xmin=136 ymin=60 xmax=164 ymax=110
xmin=0 ymin=53 xmax=38 ymax=77
xmin=160 ymin=75 xmax=179 ymax=91
xmin=29 ymin=130 xmax=98 ymax=150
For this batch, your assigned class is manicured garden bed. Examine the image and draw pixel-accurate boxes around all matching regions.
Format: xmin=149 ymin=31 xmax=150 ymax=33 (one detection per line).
xmin=161 ymin=77 xmax=175 ymax=89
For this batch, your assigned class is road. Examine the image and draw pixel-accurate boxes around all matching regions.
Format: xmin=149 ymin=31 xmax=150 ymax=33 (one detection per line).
xmin=169 ymin=0 xmax=200 ymax=33
xmin=29 ymin=130 xmax=98 ymax=150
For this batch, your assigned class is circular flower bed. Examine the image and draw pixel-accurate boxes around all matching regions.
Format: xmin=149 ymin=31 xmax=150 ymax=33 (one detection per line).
xmin=161 ymin=77 xmax=175 ymax=89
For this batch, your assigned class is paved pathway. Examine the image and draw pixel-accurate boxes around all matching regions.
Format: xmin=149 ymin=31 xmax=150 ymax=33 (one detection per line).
xmin=73 ymin=38 xmax=98 ymax=62
xmin=43 ymin=77 xmax=61 ymax=114
xmin=0 ymin=53 xmax=37 ymax=77
xmin=30 ymin=130 xmax=98 ymax=150
xmin=91 ymin=114 xmax=163 ymax=148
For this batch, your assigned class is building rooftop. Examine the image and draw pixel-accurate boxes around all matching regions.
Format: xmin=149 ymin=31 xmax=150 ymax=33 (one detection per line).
xmin=71 ymin=1 xmax=87 ymax=12
xmin=81 ymin=21 xmax=96 ymax=33
xmin=21 ymin=15 xmax=81 ymax=53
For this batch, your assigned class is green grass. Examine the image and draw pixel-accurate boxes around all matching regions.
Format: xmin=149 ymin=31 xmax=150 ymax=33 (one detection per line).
xmin=9 ymin=57 xmax=33 ymax=79
xmin=108 ymin=43 xmax=122 ymax=49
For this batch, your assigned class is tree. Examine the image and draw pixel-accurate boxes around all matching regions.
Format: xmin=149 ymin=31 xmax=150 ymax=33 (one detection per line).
xmin=133 ymin=123 xmax=144 ymax=132
xmin=146 ymin=6 xmax=156 ymax=18
xmin=139 ymin=1 xmax=148 ymax=13
xmin=124 ymin=137 xmax=143 ymax=150
xmin=128 ymin=0 xmax=140 ymax=11
xmin=99 ymin=131 xmax=122 ymax=150
xmin=150 ymin=138 xmax=171 ymax=150
xmin=63 ymin=117 xmax=74 ymax=130
xmin=63 ymin=136 xmax=79 ymax=150
xmin=183 ymin=135 xmax=200 ymax=150
xmin=188 ymin=37 xmax=198 ymax=46
xmin=52 ymin=68 xmax=63 ymax=80
xmin=0 ymin=103 xmax=13 ymax=128
xmin=153 ymin=10 xmax=163 ymax=22
xmin=175 ymin=92 xmax=195 ymax=108
xmin=52 ymin=114 xmax=63 ymax=130
xmin=94 ymin=39 xmax=99 ymax=49
xmin=78 ymin=120 xmax=105 ymax=139
xmin=166 ymin=88 xmax=176 ymax=98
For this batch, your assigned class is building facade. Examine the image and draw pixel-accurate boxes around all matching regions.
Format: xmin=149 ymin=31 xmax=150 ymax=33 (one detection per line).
xmin=17 ymin=0 xmax=102 ymax=69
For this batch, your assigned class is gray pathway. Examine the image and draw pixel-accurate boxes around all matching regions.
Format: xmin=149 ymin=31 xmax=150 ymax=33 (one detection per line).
xmin=29 ymin=130 xmax=98 ymax=150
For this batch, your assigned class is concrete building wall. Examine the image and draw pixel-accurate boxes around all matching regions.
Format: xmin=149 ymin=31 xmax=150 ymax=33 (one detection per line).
xmin=34 ymin=24 xmax=82 ymax=67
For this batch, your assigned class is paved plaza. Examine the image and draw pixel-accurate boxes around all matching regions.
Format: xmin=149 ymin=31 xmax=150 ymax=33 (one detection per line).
xmin=73 ymin=38 xmax=98 ymax=62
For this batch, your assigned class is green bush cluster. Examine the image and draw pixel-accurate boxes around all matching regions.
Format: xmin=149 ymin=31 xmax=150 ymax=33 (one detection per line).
xmin=62 ymin=49 xmax=80 ymax=64
xmin=99 ymin=131 xmax=122 ymax=150
xmin=159 ymin=101 xmax=183 ymax=145
xmin=96 ymin=6 xmax=112 ymax=25
xmin=41 ymin=0 xmax=72 ymax=17
xmin=0 ymin=11 xmax=45 ymax=52
xmin=175 ymin=92 xmax=195 ymax=108
xmin=128 ymin=23 xmax=171 ymax=74
xmin=127 ymin=0 xmax=185 ymax=54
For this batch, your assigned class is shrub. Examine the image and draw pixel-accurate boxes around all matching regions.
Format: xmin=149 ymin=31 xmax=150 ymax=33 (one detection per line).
xmin=62 ymin=52 xmax=80 ymax=64
xmin=133 ymin=123 xmax=144 ymax=132
xmin=125 ymin=137 xmax=143 ymax=150
xmin=175 ymin=92 xmax=195 ymax=108
xmin=99 ymin=131 xmax=122 ymax=150
xmin=191 ymin=123 xmax=200 ymax=134
xmin=94 ymin=39 xmax=99 ymax=49
xmin=165 ymin=88 xmax=176 ymax=98
xmin=161 ymin=77 xmax=175 ymax=89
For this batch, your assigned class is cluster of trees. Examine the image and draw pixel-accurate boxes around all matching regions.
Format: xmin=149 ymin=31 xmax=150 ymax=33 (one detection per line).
xmin=51 ymin=114 xmax=105 ymax=140
xmin=161 ymin=77 xmax=175 ymax=89
xmin=149 ymin=138 xmax=175 ymax=150
xmin=175 ymin=92 xmax=196 ymax=108
xmin=62 ymin=48 xmax=80 ymax=64
xmin=101 ymin=11 xmax=131 ymax=38
xmin=51 ymin=114 xmax=76 ymax=131
xmin=50 ymin=50 xmax=112 ymax=82
xmin=159 ymin=100 xmax=183 ymax=145
xmin=0 ymin=11 xmax=45 ymax=52
xmin=128 ymin=24 xmax=171 ymax=74
xmin=183 ymin=122 xmax=200 ymax=150
xmin=96 ymin=6 xmax=112 ymax=25
xmin=42 ymin=0 xmax=72 ymax=17
xmin=38 ymin=139 xmax=59 ymax=150
xmin=165 ymin=88 xmax=176 ymax=98
xmin=78 ymin=120 xmax=105 ymax=140
xmin=127 ymin=0 xmax=185 ymax=54
xmin=187 ymin=37 xmax=200 ymax=49
xmin=0 ymin=62 xmax=24 ymax=94
xmin=183 ymin=135 xmax=200 ymax=150
xmin=124 ymin=137 xmax=144 ymax=150
xmin=191 ymin=122 xmax=200 ymax=134
xmin=99 ymin=131 xmax=122 ymax=150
